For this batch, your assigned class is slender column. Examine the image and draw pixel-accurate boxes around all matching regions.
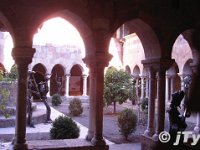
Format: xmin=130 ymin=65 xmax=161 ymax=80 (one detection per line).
xmin=65 ymin=74 xmax=70 ymax=97
xmin=140 ymin=76 xmax=145 ymax=99
xmin=170 ymin=76 xmax=174 ymax=99
xmin=165 ymin=75 xmax=170 ymax=103
xmin=46 ymin=74 xmax=51 ymax=97
xmin=12 ymin=47 xmax=35 ymax=150
xmin=153 ymin=69 xmax=166 ymax=140
xmin=194 ymin=113 xmax=200 ymax=133
xmin=85 ymin=68 xmax=95 ymax=141
xmin=145 ymin=76 xmax=149 ymax=98
xmin=83 ymin=53 xmax=112 ymax=146
xmin=179 ymin=74 xmax=185 ymax=91
xmin=144 ymin=68 xmax=156 ymax=136
xmin=82 ymin=74 xmax=87 ymax=96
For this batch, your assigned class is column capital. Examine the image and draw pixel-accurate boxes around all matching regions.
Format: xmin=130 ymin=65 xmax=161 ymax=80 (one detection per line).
xmin=142 ymin=58 xmax=175 ymax=72
xmin=83 ymin=53 xmax=112 ymax=68
xmin=12 ymin=47 xmax=35 ymax=65
xmin=65 ymin=74 xmax=71 ymax=77
xmin=82 ymin=74 xmax=88 ymax=77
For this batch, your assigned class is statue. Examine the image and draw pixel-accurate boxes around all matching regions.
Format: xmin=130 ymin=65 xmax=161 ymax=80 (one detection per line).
xmin=27 ymin=71 xmax=51 ymax=128
xmin=167 ymin=90 xmax=190 ymax=147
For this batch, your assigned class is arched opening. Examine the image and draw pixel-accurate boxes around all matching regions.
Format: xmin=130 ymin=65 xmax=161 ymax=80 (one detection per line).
xmin=32 ymin=63 xmax=47 ymax=76
xmin=69 ymin=64 xmax=83 ymax=96
xmin=125 ymin=65 xmax=131 ymax=74
xmin=50 ymin=64 xmax=65 ymax=96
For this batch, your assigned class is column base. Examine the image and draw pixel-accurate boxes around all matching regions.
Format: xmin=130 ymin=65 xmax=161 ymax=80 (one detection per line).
xmin=141 ymin=134 xmax=169 ymax=150
xmin=144 ymin=129 xmax=154 ymax=137
xmin=152 ymin=132 xmax=159 ymax=141
xmin=86 ymin=130 xmax=94 ymax=141
xmin=91 ymin=137 xmax=106 ymax=146
xmin=10 ymin=143 xmax=28 ymax=150
xmin=194 ymin=126 xmax=200 ymax=133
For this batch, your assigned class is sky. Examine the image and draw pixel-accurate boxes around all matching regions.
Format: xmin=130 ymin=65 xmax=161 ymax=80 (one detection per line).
xmin=3 ymin=17 xmax=85 ymax=71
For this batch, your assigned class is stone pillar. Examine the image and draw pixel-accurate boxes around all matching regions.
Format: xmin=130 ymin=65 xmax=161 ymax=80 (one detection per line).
xmin=153 ymin=69 xmax=166 ymax=140
xmin=140 ymin=76 xmax=145 ymax=99
xmin=145 ymin=76 xmax=149 ymax=98
xmin=65 ymin=74 xmax=70 ymax=97
xmin=12 ymin=47 xmax=35 ymax=150
xmin=144 ymin=68 xmax=156 ymax=136
xmin=83 ymin=53 xmax=112 ymax=146
xmin=46 ymin=74 xmax=51 ymax=97
xmin=82 ymin=74 xmax=87 ymax=96
xmin=170 ymin=75 xmax=174 ymax=99
xmin=179 ymin=74 xmax=185 ymax=91
xmin=165 ymin=75 xmax=170 ymax=103
xmin=194 ymin=113 xmax=200 ymax=133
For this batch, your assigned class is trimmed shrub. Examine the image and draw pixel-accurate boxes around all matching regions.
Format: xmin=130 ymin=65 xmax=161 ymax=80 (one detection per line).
xmin=50 ymin=115 xmax=80 ymax=139
xmin=118 ymin=108 xmax=137 ymax=140
xmin=51 ymin=93 xmax=62 ymax=106
xmin=68 ymin=98 xmax=83 ymax=116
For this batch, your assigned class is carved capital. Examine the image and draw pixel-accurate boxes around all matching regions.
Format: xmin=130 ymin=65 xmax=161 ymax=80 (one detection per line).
xmin=83 ymin=53 xmax=112 ymax=69
xmin=12 ymin=47 xmax=35 ymax=65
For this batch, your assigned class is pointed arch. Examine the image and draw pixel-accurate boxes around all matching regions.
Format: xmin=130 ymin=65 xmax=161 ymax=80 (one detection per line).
xmin=69 ymin=64 xmax=83 ymax=96
xmin=50 ymin=64 xmax=66 ymax=96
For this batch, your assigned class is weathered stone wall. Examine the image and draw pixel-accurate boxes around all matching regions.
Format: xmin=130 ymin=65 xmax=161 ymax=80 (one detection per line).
xmin=31 ymin=44 xmax=87 ymax=74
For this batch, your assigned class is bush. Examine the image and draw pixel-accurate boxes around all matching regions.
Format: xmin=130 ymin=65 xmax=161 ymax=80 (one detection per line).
xmin=51 ymin=94 xmax=62 ymax=106
xmin=141 ymin=98 xmax=148 ymax=112
xmin=118 ymin=108 xmax=137 ymax=140
xmin=68 ymin=98 xmax=83 ymax=116
xmin=50 ymin=115 xmax=80 ymax=139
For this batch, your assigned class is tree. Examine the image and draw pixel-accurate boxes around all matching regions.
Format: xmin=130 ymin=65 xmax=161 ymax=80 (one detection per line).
xmin=104 ymin=67 xmax=136 ymax=113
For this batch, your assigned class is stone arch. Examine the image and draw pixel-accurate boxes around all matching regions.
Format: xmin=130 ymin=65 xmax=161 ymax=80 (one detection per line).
xmin=50 ymin=64 xmax=66 ymax=96
xmin=132 ymin=65 xmax=140 ymax=78
xmin=69 ymin=64 xmax=83 ymax=96
xmin=125 ymin=65 xmax=131 ymax=74
xmin=183 ymin=59 xmax=193 ymax=77
xmin=125 ymin=19 xmax=161 ymax=59
xmin=32 ymin=63 xmax=47 ymax=76
xmin=0 ymin=11 xmax=13 ymax=35
xmin=172 ymin=33 xmax=193 ymax=74
xmin=32 ymin=9 xmax=94 ymax=58
xmin=182 ymin=29 xmax=199 ymax=66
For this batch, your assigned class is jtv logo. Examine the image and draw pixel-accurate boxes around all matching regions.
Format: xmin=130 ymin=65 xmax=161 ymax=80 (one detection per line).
xmin=159 ymin=131 xmax=200 ymax=146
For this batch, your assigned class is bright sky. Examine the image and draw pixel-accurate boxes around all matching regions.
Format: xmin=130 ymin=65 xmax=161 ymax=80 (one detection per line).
xmin=33 ymin=17 xmax=84 ymax=47
xmin=3 ymin=17 xmax=85 ymax=71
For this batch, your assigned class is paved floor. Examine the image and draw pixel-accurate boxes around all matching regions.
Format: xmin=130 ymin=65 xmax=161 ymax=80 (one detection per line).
xmin=0 ymin=102 xmax=141 ymax=150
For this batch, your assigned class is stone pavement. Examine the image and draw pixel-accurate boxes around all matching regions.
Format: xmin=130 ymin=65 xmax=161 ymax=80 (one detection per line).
xmin=0 ymin=102 xmax=141 ymax=150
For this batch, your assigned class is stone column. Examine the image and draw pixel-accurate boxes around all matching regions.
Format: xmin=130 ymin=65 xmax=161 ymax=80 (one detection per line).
xmin=46 ymin=74 xmax=51 ymax=97
xmin=144 ymin=68 xmax=156 ymax=136
xmin=82 ymin=74 xmax=87 ymax=96
xmin=83 ymin=53 xmax=112 ymax=146
xmin=140 ymin=76 xmax=145 ymax=99
xmin=170 ymin=75 xmax=174 ymax=99
xmin=153 ymin=69 xmax=166 ymax=140
xmin=165 ymin=74 xmax=170 ymax=103
xmin=12 ymin=47 xmax=35 ymax=150
xmin=145 ymin=76 xmax=149 ymax=98
xmin=194 ymin=113 xmax=200 ymax=133
xmin=65 ymin=74 xmax=70 ymax=97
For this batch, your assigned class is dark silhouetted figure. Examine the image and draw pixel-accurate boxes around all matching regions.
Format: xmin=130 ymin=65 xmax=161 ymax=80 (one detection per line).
xmin=27 ymin=71 xmax=51 ymax=127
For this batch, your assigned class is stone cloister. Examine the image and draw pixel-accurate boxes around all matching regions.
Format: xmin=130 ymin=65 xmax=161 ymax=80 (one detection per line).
xmin=0 ymin=1 xmax=200 ymax=150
